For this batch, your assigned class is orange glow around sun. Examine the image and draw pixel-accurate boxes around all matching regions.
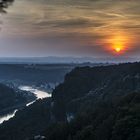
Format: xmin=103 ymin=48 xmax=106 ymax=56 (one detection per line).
xmin=99 ymin=32 xmax=131 ymax=55
xmin=108 ymin=35 xmax=129 ymax=54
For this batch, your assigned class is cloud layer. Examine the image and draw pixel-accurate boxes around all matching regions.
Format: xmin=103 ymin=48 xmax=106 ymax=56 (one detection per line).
xmin=0 ymin=0 xmax=140 ymax=58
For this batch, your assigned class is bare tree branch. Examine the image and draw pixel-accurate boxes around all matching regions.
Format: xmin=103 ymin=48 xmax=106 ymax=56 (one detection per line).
xmin=0 ymin=0 xmax=14 ymax=13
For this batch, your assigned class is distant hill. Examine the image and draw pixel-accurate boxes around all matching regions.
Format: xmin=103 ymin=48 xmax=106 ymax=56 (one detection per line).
xmin=0 ymin=63 xmax=106 ymax=87
xmin=0 ymin=64 xmax=74 ymax=85
xmin=0 ymin=56 xmax=138 ymax=64
xmin=0 ymin=62 xmax=140 ymax=140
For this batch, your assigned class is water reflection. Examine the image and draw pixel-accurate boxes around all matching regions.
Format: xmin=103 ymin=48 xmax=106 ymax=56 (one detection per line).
xmin=19 ymin=86 xmax=52 ymax=99
xmin=0 ymin=109 xmax=17 ymax=124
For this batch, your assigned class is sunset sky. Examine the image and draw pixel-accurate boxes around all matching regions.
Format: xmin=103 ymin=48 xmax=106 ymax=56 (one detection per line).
xmin=0 ymin=0 xmax=140 ymax=59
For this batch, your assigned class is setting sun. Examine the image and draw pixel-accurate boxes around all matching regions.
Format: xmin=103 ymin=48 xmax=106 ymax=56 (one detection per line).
xmin=115 ymin=47 xmax=121 ymax=53
xmin=108 ymin=35 xmax=129 ymax=54
xmin=105 ymin=33 xmax=130 ymax=55
xmin=113 ymin=41 xmax=124 ymax=54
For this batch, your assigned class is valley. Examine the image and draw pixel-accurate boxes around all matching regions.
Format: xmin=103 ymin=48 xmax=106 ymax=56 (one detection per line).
xmin=0 ymin=63 xmax=102 ymax=124
xmin=0 ymin=62 xmax=139 ymax=140
xmin=0 ymin=85 xmax=51 ymax=124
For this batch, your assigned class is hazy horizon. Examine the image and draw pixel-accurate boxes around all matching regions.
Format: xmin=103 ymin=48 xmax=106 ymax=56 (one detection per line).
xmin=0 ymin=56 xmax=139 ymax=64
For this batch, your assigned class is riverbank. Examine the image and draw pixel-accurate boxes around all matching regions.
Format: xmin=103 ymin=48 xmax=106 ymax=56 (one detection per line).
xmin=0 ymin=99 xmax=35 ymax=116
xmin=0 ymin=86 xmax=51 ymax=124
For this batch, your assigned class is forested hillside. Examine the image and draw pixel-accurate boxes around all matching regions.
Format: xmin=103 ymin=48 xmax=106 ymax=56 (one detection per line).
xmin=44 ymin=92 xmax=140 ymax=140
xmin=0 ymin=62 xmax=140 ymax=140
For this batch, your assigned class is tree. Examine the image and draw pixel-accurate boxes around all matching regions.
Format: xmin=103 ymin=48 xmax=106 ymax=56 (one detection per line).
xmin=0 ymin=0 xmax=14 ymax=13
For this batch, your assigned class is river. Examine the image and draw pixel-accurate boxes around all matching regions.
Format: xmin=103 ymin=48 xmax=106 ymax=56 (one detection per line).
xmin=0 ymin=86 xmax=51 ymax=124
